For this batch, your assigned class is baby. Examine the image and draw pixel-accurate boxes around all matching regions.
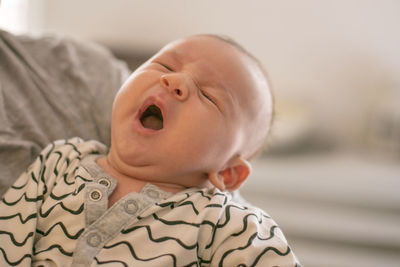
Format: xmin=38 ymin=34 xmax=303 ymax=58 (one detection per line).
xmin=0 ymin=35 xmax=301 ymax=266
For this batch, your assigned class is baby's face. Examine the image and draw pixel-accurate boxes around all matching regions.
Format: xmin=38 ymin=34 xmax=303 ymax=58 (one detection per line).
xmin=109 ymin=35 xmax=271 ymax=188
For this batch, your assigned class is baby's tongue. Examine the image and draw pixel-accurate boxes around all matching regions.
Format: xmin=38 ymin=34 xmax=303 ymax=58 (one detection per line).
xmin=142 ymin=115 xmax=163 ymax=130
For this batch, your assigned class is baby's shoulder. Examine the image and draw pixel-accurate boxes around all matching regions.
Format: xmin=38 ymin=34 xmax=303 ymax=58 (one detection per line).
xmin=174 ymin=188 xmax=270 ymax=224
xmin=158 ymin=189 xmax=299 ymax=266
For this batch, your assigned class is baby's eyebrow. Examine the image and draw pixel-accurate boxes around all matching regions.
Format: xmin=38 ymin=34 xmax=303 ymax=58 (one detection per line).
xmin=150 ymin=52 xmax=179 ymax=70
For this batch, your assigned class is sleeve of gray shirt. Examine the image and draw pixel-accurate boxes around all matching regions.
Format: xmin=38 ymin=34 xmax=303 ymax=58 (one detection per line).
xmin=0 ymin=29 xmax=131 ymax=196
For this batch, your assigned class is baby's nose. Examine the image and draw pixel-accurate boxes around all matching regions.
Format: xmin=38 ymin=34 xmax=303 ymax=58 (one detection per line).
xmin=160 ymin=73 xmax=189 ymax=101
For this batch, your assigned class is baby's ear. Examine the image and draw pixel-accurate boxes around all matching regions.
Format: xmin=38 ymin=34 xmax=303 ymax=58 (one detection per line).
xmin=208 ymin=158 xmax=251 ymax=191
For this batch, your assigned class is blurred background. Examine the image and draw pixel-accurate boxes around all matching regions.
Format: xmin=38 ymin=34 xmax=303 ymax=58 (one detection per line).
xmin=1 ymin=0 xmax=399 ymax=266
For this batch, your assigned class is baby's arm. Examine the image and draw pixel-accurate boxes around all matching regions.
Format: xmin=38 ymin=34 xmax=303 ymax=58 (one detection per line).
xmin=0 ymin=143 xmax=57 ymax=266
xmin=209 ymin=205 xmax=301 ymax=267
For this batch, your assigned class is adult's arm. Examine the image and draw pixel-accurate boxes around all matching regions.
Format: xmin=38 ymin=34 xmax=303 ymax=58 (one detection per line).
xmin=0 ymin=29 xmax=130 ymax=196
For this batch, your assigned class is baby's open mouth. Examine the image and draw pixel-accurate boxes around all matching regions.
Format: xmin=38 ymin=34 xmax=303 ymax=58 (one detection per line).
xmin=140 ymin=104 xmax=164 ymax=130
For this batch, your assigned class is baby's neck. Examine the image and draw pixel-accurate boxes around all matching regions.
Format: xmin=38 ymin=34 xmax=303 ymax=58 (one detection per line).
xmin=96 ymin=156 xmax=185 ymax=207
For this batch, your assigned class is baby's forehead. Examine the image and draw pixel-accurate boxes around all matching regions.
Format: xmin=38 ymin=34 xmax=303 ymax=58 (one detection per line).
xmin=162 ymin=38 xmax=255 ymax=76
xmin=158 ymin=36 xmax=238 ymax=61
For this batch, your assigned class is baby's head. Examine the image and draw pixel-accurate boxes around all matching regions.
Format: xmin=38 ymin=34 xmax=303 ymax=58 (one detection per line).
xmin=109 ymin=34 xmax=273 ymax=191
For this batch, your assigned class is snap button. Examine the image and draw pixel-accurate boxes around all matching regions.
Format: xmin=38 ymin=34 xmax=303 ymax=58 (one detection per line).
xmin=89 ymin=189 xmax=102 ymax=201
xmin=124 ymin=199 xmax=139 ymax=215
xmin=146 ymin=189 xmax=160 ymax=199
xmin=87 ymin=232 xmax=102 ymax=247
xmin=98 ymin=178 xmax=110 ymax=188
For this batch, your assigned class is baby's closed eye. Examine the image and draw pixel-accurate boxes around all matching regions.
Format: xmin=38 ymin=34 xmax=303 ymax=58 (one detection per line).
xmin=154 ymin=61 xmax=174 ymax=72
xmin=200 ymin=89 xmax=215 ymax=104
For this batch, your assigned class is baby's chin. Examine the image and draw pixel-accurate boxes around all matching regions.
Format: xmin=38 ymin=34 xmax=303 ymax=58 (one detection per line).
xmin=109 ymin=156 xmax=212 ymax=190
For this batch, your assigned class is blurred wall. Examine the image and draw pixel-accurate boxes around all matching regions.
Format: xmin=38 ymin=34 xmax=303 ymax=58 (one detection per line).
xmin=15 ymin=0 xmax=400 ymax=148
